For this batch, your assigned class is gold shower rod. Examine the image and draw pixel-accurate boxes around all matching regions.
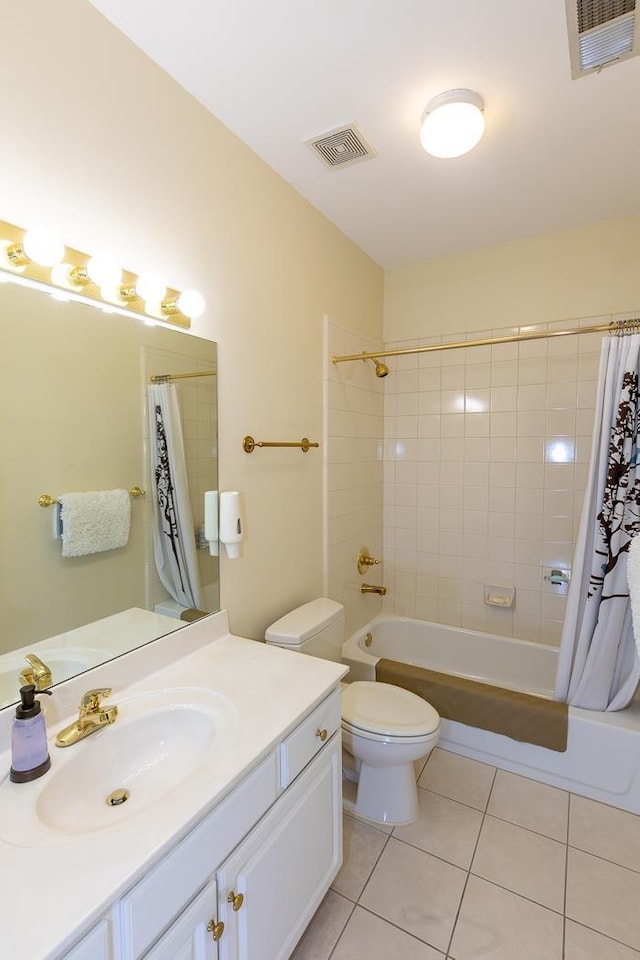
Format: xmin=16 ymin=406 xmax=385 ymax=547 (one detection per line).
xmin=149 ymin=369 xmax=216 ymax=383
xmin=38 ymin=487 xmax=146 ymax=507
xmin=331 ymin=317 xmax=640 ymax=366
xmin=243 ymin=435 xmax=320 ymax=453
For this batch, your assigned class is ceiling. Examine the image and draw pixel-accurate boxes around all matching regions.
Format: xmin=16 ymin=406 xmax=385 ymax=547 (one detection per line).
xmin=89 ymin=1 xmax=640 ymax=268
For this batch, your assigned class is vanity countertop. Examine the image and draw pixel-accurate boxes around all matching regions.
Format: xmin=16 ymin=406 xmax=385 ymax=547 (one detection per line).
xmin=0 ymin=611 xmax=347 ymax=960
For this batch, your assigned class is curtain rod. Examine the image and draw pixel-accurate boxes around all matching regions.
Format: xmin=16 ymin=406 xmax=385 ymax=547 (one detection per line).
xmin=149 ymin=369 xmax=216 ymax=383
xmin=331 ymin=317 xmax=640 ymax=366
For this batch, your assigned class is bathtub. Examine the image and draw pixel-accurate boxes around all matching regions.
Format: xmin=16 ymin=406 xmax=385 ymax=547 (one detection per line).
xmin=343 ymin=615 xmax=640 ymax=815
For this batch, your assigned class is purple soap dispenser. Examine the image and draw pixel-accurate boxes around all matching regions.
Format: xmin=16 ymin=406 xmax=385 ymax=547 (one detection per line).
xmin=10 ymin=684 xmax=53 ymax=783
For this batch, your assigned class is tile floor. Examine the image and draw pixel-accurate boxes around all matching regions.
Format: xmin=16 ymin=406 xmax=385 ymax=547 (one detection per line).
xmin=292 ymin=748 xmax=640 ymax=960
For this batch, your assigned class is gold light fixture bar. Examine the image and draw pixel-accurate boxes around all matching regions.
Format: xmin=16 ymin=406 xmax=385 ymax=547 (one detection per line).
xmin=0 ymin=219 xmax=200 ymax=329
xmin=149 ymin=369 xmax=216 ymax=383
xmin=331 ymin=317 xmax=640 ymax=366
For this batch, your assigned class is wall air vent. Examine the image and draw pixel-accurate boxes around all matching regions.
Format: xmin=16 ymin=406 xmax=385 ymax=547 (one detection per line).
xmin=305 ymin=122 xmax=378 ymax=170
xmin=566 ymin=0 xmax=639 ymax=76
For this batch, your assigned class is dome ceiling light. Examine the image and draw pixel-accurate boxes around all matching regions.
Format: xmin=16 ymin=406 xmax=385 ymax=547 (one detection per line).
xmin=420 ymin=89 xmax=485 ymax=159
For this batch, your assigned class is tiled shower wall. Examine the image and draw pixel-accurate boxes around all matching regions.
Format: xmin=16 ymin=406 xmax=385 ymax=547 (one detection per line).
xmin=324 ymin=318 xmax=385 ymax=637
xmin=381 ymin=319 xmax=605 ymax=645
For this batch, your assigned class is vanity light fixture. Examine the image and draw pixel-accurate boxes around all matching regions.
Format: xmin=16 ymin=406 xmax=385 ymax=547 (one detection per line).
xmin=119 ymin=271 xmax=166 ymax=306
xmin=161 ymin=289 xmax=206 ymax=321
xmin=4 ymin=225 xmax=65 ymax=268
xmin=420 ymin=89 xmax=485 ymax=159
xmin=0 ymin=218 xmax=205 ymax=328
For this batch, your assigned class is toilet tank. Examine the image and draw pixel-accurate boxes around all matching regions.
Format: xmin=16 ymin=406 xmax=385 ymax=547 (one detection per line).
xmin=265 ymin=598 xmax=344 ymax=662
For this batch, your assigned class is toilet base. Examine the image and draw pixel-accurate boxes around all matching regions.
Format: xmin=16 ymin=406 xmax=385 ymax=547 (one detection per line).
xmin=340 ymin=733 xmax=438 ymax=826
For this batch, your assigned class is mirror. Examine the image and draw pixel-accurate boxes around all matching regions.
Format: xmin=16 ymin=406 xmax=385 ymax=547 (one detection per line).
xmin=0 ymin=278 xmax=218 ymax=708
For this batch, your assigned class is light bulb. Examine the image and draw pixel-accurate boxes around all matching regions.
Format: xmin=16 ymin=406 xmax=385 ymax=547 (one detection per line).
xmin=177 ymin=290 xmax=205 ymax=319
xmin=86 ymin=256 xmax=121 ymax=289
xmin=22 ymin=226 xmax=65 ymax=266
xmin=136 ymin=272 xmax=166 ymax=303
xmin=420 ymin=90 xmax=485 ymax=159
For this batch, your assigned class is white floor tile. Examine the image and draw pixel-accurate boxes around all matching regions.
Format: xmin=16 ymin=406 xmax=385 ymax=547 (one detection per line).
xmin=290 ymin=891 xmax=354 ymax=960
xmin=331 ymin=814 xmax=388 ymax=902
xmin=566 ymin=848 xmax=640 ymax=950
xmin=418 ymin=748 xmax=495 ymax=811
xmin=393 ymin=788 xmax=483 ymax=869
xmin=359 ymin=836 xmax=466 ymax=953
xmin=569 ymin=794 xmax=640 ymax=873
xmin=331 ymin=907 xmax=445 ymax=960
xmin=564 ymin=920 xmax=640 ymax=960
xmin=471 ymin=815 xmax=566 ymax=912
xmin=487 ymin=769 xmax=568 ymax=841
xmin=449 ymin=875 xmax=563 ymax=959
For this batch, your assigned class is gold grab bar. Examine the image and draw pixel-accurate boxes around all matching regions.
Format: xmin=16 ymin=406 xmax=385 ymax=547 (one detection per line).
xmin=243 ymin=436 xmax=319 ymax=453
xmin=38 ymin=487 xmax=146 ymax=507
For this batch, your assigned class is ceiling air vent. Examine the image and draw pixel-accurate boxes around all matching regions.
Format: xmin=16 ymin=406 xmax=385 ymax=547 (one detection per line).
xmin=305 ymin=122 xmax=378 ymax=170
xmin=566 ymin=0 xmax=640 ymax=76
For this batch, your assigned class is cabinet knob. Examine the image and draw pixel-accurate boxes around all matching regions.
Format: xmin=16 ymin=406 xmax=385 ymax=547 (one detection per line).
xmin=207 ymin=919 xmax=225 ymax=941
xmin=315 ymin=727 xmax=328 ymax=742
xmin=227 ymin=890 xmax=244 ymax=911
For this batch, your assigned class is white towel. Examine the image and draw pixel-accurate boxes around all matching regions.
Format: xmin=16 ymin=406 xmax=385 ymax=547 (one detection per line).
xmin=60 ymin=490 xmax=131 ymax=558
xmin=627 ymin=534 xmax=640 ymax=655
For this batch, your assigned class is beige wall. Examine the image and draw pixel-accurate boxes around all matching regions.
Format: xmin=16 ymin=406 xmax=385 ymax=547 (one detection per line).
xmin=385 ymin=214 xmax=640 ymax=341
xmin=1 ymin=2 xmax=383 ymax=640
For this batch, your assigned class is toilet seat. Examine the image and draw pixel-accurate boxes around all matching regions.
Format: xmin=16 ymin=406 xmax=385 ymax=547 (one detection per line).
xmin=341 ymin=681 xmax=439 ymax=742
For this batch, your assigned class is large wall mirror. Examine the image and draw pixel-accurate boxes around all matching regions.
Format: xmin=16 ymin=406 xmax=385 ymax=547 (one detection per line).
xmin=0 ymin=279 xmax=219 ymax=709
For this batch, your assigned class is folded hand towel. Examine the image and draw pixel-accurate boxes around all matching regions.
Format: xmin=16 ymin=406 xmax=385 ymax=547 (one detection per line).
xmin=627 ymin=534 xmax=640 ymax=655
xmin=60 ymin=490 xmax=131 ymax=558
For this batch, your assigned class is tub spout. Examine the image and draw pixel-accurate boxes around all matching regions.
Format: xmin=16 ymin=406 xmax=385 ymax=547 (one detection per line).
xmin=361 ymin=583 xmax=387 ymax=596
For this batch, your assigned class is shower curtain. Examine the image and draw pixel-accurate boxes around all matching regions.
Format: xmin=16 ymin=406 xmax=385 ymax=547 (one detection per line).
xmin=554 ymin=334 xmax=640 ymax=711
xmin=148 ymin=382 xmax=203 ymax=610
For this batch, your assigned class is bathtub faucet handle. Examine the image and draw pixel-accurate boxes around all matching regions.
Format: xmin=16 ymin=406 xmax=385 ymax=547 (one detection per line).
xmin=358 ymin=547 xmax=381 ymax=576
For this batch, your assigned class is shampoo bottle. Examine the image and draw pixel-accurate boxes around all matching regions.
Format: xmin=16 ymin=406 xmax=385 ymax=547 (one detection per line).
xmin=10 ymin=684 xmax=52 ymax=783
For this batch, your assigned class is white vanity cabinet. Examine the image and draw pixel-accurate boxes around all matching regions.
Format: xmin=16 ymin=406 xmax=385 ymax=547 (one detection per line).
xmin=112 ymin=687 xmax=342 ymax=960
xmin=63 ymin=919 xmax=113 ymax=960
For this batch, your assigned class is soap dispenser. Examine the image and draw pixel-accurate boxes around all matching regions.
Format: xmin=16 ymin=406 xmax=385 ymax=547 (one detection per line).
xmin=10 ymin=684 xmax=52 ymax=783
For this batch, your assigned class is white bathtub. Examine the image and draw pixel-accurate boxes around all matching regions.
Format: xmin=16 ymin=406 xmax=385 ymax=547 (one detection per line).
xmin=343 ymin=615 xmax=640 ymax=814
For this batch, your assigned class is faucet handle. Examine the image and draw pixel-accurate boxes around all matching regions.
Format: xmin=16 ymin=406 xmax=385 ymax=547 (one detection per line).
xmin=79 ymin=688 xmax=112 ymax=714
xmin=20 ymin=654 xmax=53 ymax=690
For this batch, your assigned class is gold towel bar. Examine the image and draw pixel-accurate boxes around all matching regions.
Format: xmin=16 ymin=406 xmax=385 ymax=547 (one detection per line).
xmin=242 ymin=436 xmax=320 ymax=454
xmin=38 ymin=487 xmax=146 ymax=507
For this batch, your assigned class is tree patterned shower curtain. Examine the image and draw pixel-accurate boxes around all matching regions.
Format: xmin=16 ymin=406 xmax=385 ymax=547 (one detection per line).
xmin=554 ymin=333 xmax=640 ymax=711
xmin=148 ymin=382 xmax=203 ymax=611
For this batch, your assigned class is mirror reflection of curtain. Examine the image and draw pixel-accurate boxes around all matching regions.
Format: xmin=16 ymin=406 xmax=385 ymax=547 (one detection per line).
xmin=148 ymin=383 xmax=203 ymax=610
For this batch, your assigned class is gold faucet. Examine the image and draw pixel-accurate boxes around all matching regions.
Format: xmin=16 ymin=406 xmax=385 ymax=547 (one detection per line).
xmin=20 ymin=654 xmax=53 ymax=690
xmin=361 ymin=583 xmax=387 ymax=596
xmin=55 ymin=688 xmax=118 ymax=748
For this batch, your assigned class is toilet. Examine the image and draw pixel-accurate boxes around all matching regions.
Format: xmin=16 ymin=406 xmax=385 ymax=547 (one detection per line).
xmin=265 ymin=598 xmax=440 ymax=826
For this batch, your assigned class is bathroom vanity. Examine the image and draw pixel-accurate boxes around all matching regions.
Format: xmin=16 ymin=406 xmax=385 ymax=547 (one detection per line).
xmin=0 ymin=611 xmax=346 ymax=959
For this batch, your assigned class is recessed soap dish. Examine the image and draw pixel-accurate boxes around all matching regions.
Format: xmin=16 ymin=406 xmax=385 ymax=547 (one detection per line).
xmin=484 ymin=585 xmax=515 ymax=609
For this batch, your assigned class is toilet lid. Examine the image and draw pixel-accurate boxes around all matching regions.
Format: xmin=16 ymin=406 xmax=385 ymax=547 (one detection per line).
xmin=342 ymin=681 xmax=439 ymax=738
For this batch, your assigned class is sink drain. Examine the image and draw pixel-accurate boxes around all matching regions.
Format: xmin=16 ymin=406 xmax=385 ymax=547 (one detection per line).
xmin=106 ymin=788 xmax=130 ymax=807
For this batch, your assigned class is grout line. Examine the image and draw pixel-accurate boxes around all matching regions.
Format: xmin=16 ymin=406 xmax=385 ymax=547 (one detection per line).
xmin=445 ymin=764 xmax=497 ymax=956
xmin=324 ymin=894 xmax=356 ymax=960
xmin=353 ymin=903 xmax=448 ymax=956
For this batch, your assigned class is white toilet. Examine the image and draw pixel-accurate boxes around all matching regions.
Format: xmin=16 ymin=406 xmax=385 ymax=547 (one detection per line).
xmin=266 ymin=598 xmax=440 ymax=826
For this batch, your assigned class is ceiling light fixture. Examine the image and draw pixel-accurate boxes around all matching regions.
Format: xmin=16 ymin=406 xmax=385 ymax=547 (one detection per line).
xmin=420 ymin=89 xmax=485 ymax=159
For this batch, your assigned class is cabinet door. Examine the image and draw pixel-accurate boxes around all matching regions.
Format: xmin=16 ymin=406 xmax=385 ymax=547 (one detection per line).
xmin=64 ymin=920 xmax=111 ymax=960
xmin=217 ymin=736 xmax=342 ymax=960
xmin=144 ymin=880 xmax=220 ymax=960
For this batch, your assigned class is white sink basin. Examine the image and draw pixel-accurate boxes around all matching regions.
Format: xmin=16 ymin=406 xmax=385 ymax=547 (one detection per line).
xmin=0 ymin=687 xmax=237 ymax=845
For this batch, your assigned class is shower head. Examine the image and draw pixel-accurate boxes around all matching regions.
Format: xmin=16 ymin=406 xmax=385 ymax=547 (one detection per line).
xmin=361 ymin=354 xmax=390 ymax=378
